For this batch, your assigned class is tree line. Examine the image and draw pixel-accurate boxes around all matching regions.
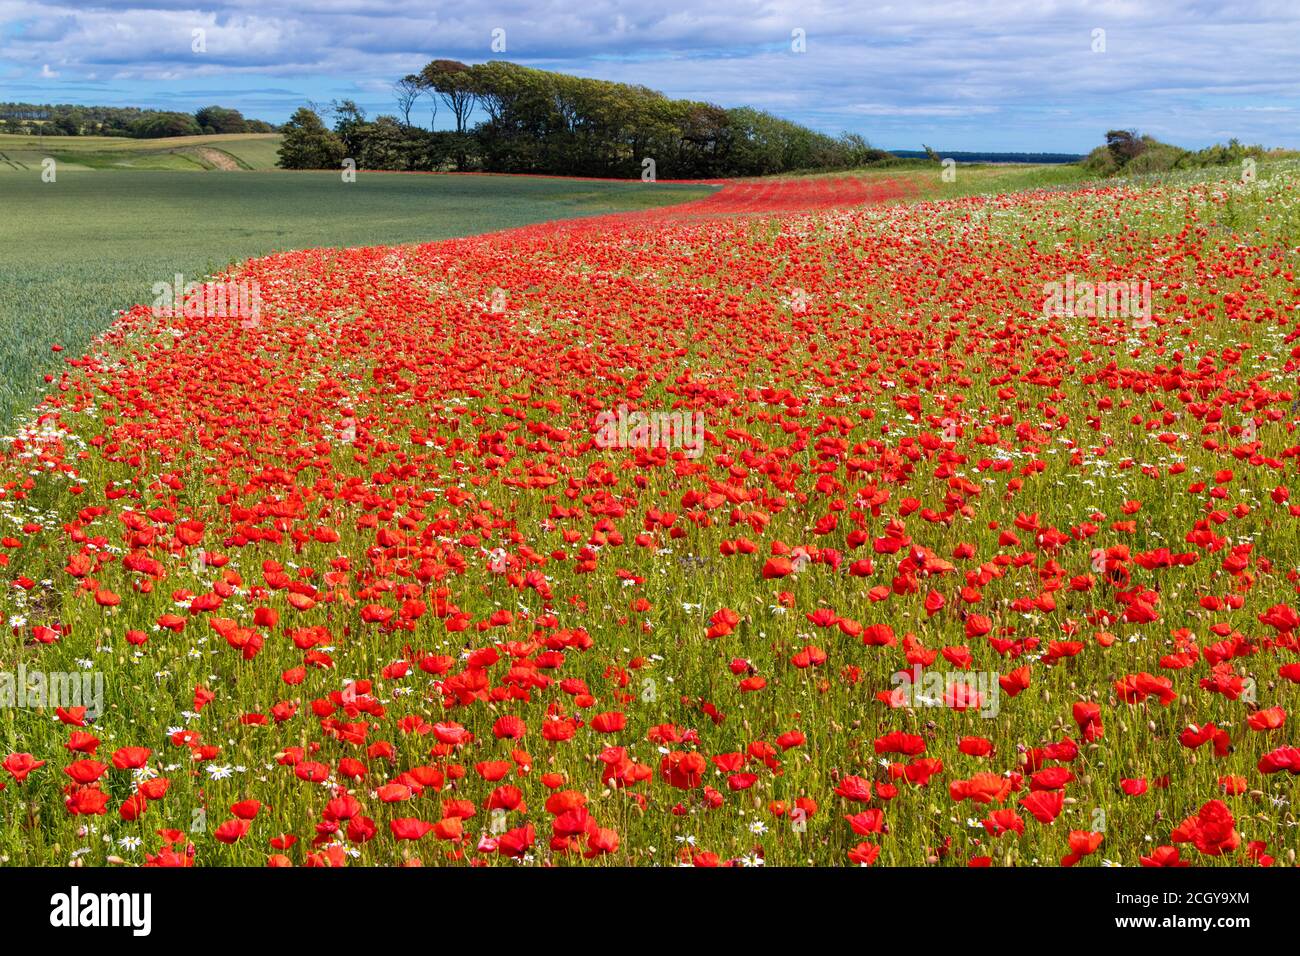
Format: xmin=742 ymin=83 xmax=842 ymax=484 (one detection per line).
xmin=0 ymin=103 xmax=276 ymax=138
xmin=278 ymin=59 xmax=888 ymax=178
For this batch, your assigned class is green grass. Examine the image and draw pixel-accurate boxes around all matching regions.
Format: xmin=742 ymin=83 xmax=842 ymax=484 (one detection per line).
xmin=206 ymin=136 xmax=283 ymax=170
xmin=922 ymin=162 xmax=1095 ymax=197
xmin=0 ymin=169 xmax=716 ymax=430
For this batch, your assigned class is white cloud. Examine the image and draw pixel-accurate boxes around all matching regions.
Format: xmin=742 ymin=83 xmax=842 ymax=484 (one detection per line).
xmin=1 ymin=0 xmax=1297 ymax=150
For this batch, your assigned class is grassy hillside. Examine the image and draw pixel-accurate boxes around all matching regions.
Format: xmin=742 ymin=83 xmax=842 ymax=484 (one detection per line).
xmin=0 ymin=132 xmax=283 ymax=171
xmin=0 ymin=169 xmax=716 ymax=429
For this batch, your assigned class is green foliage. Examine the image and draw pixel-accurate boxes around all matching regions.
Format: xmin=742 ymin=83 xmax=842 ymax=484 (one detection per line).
xmin=276 ymin=104 xmax=471 ymax=172
xmin=1185 ymin=138 xmax=1272 ymax=167
xmin=1082 ymin=130 xmax=1270 ymax=177
xmin=0 ymin=102 xmax=154 ymax=136
xmin=277 ymin=107 xmax=346 ymax=170
xmin=284 ymin=59 xmax=887 ymax=178
xmin=0 ymin=103 xmax=275 ymax=138
xmin=1106 ymin=129 xmax=1147 ymax=164
xmin=460 ymin=60 xmax=872 ymax=178
xmin=195 ymin=106 xmax=247 ymax=134
xmin=421 ymin=59 xmax=476 ymax=134
xmin=129 ymin=111 xmax=203 ymax=138
xmin=1080 ymin=144 xmax=1119 ymax=175
xmin=1122 ymin=142 xmax=1188 ymax=175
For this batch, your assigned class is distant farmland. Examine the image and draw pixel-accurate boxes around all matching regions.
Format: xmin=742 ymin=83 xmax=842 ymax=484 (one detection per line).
xmin=0 ymin=132 xmax=284 ymax=171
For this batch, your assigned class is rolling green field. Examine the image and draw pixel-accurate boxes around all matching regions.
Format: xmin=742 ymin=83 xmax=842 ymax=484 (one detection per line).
xmin=0 ymin=168 xmax=716 ymax=429
xmin=0 ymin=132 xmax=284 ymax=171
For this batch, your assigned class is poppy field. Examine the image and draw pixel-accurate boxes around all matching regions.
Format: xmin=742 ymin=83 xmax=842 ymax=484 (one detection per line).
xmin=0 ymin=168 xmax=716 ymax=430
xmin=2 ymin=161 xmax=1300 ymax=869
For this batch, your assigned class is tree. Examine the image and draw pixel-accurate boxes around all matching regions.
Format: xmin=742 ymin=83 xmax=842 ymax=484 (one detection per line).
xmin=838 ymin=132 xmax=886 ymax=166
xmin=357 ymin=115 xmax=408 ymax=169
xmin=421 ymin=59 xmax=476 ymax=133
xmin=276 ymin=107 xmax=345 ymax=169
xmin=403 ymin=57 xmax=880 ymax=178
xmin=1105 ymin=129 xmax=1145 ymax=164
xmin=195 ymin=106 xmax=247 ymax=134
xmin=392 ymin=75 xmax=425 ymax=128
xmin=130 ymin=112 xmax=202 ymax=138
xmin=329 ymin=99 xmax=369 ymax=159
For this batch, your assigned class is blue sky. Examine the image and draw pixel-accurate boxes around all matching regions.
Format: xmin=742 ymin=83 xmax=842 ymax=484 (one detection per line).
xmin=2 ymin=1 xmax=1297 ymax=152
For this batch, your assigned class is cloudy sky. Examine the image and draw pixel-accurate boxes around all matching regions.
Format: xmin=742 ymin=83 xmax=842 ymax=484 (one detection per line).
xmin=2 ymin=0 xmax=1297 ymax=152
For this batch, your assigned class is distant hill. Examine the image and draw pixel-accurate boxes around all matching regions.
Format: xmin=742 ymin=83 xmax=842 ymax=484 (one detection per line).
xmin=889 ymin=150 xmax=1084 ymax=164
xmin=0 ymin=132 xmax=283 ymax=171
